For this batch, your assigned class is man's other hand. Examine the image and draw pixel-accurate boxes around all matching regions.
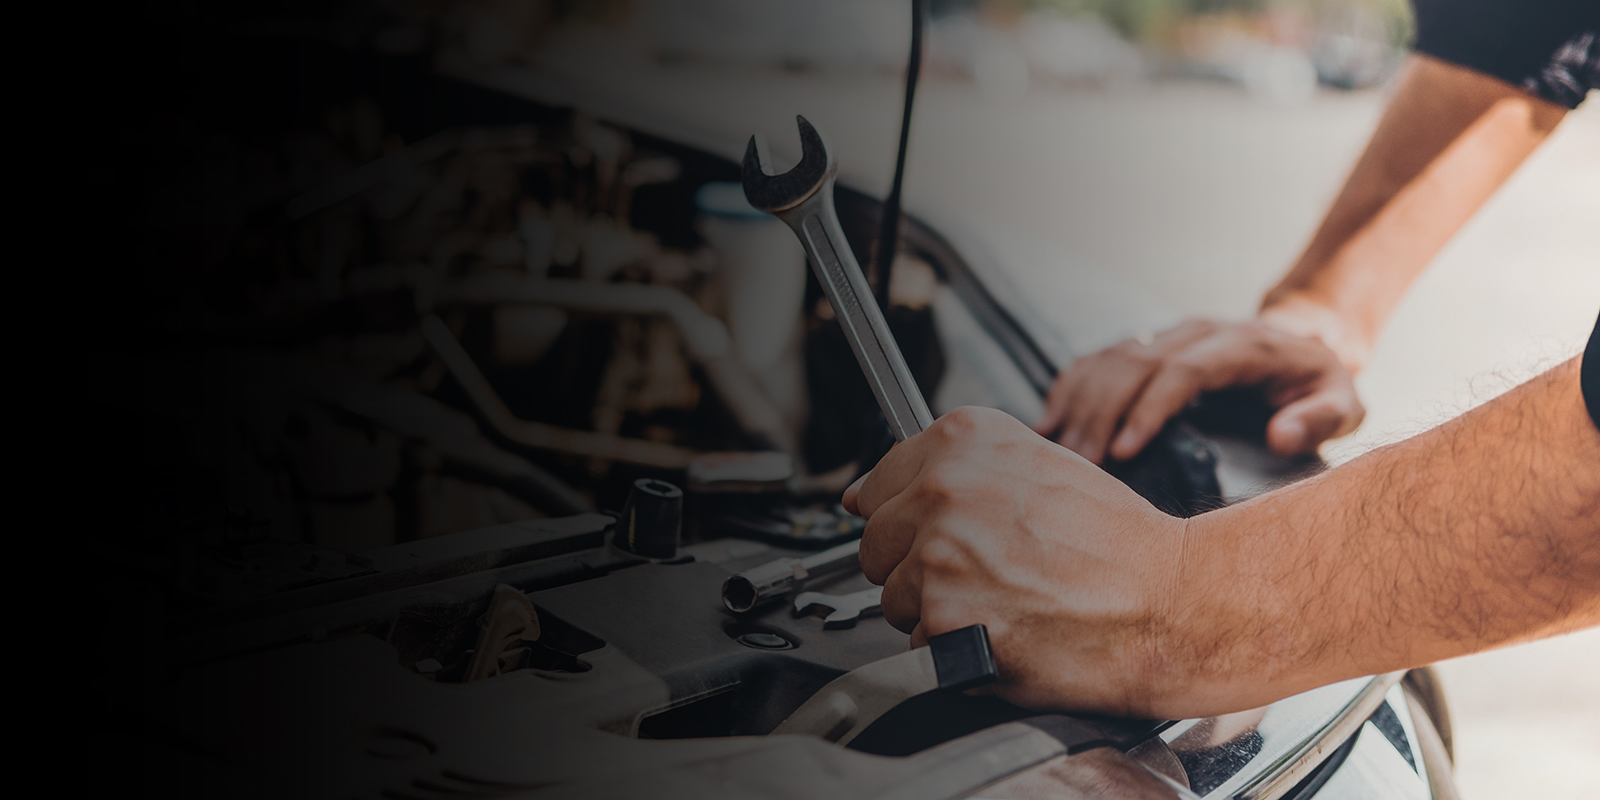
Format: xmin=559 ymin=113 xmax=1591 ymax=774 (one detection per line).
xmin=842 ymin=407 xmax=1197 ymax=716
xmin=1034 ymin=319 xmax=1364 ymax=463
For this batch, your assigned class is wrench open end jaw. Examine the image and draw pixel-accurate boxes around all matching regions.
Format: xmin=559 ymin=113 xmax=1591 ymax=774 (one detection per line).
xmin=793 ymin=586 xmax=884 ymax=630
xmin=741 ymin=116 xmax=835 ymax=214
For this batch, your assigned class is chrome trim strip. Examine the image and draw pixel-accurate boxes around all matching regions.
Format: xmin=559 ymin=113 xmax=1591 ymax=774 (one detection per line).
xmin=1155 ymin=671 xmax=1406 ymax=800
xmin=1235 ymin=672 xmax=1405 ymax=800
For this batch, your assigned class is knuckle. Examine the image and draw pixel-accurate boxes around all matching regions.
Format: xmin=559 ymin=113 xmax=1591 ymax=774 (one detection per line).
xmin=1132 ymin=353 xmax=1161 ymax=371
xmin=953 ymin=404 xmax=995 ymax=425
xmin=1164 ymin=356 xmax=1207 ymax=381
xmin=917 ymin=535 xmax=969 ymax=576
xmin=935 ymin=408 xmax=978 ymax=438
xmin=1251 ymin=321 xmax=1287 ymax=343
xmin=936 ymin=406 xmax=1009 ymax=440
xmin=1107 ymin=347 xmax=1154 ymax=372
xmin=1108 ymin=340 xmax=1145 ymax=361
xmin=915 ymin=468 xmax=961 ymax=506
xmin=1249 ymin=338 xmax=1280 ymax=361
xmin=969 ymin=405 xmax=1014 ymax=433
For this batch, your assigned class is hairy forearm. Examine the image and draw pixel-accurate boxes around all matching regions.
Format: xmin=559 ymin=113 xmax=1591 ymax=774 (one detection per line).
xmin=1259 ymin=55 xmax=1567 ymax=370
xmin=1177 ymin=358 xmax=1600 ymax=708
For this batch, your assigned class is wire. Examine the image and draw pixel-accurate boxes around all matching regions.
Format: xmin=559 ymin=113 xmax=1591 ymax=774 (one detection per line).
xmin=872 ymin=0 xmax=926 ymax=314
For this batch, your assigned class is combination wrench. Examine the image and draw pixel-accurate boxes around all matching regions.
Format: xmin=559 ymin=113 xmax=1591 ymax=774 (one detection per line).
xmin=741 ymin=115 xmax=934 ymax=442
xmin=722 ymin=116 xmax=937 ymax=615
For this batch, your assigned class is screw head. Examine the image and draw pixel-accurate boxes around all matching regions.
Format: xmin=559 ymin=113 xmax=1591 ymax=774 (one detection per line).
xmin=736 ymin=632 xmax=793 ymax=650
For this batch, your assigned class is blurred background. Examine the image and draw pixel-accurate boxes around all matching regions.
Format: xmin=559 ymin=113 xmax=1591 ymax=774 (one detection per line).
xmin=372 ymin=0 xmax=1414 ymax=101
xmin=138 ymin=0 xmax=1596 ymax=795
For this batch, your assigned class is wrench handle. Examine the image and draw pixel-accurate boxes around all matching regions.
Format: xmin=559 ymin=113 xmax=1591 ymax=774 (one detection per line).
xmin=778 ymin=183 xmax=934 ymax=441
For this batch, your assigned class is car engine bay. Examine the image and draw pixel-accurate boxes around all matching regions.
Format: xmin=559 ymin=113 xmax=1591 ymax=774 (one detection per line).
xmin=122 ymin=30 xmax=1444 ymax=800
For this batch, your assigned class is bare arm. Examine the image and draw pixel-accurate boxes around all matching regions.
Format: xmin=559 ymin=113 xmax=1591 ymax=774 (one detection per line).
xmin=1168 ymin=356 xmax=1600 ymax=713
xmin=848 ymin=357 xmax=1600 ymax=718
xmin=1038 ymin=54 xmax=1570 ymax=462
xmin=1262 ymin=54 xmax=1570 ymax=369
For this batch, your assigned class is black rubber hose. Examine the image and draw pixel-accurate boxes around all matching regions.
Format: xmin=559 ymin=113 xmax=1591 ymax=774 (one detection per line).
xmin=872 ymin=0 xmax=927 ymax=314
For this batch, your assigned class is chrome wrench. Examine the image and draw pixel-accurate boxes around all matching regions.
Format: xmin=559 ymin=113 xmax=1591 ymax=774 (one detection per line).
xmin=793 ymin=585 xmax=884 ymax=629
xmin=741 ymin=116 xmax=934 ymax=441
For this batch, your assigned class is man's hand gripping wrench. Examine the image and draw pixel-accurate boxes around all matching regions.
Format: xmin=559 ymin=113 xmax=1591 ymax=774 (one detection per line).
xmin=742 ymin=117 xmax=996 ymax=745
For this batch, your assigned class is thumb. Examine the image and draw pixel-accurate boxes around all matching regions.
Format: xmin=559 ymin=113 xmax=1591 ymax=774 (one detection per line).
xmin=1267 ymin=388 xmax=1364 ymax=456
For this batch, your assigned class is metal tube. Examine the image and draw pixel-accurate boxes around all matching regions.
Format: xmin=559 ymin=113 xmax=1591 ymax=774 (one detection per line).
xmin=420 ymin=315 xmax=695 ymax=470
xmin=435 ymin=276 xmax=795 ymax=454
xmin=721 ymin=539 xmax=861 ymax=613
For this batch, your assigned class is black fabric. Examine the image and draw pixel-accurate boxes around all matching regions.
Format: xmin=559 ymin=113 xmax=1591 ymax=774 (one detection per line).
xmin=1413 ymin=0 xmax=1600 ymax=108
xmin=1583 ymin=312 xmax=1600 ymax=432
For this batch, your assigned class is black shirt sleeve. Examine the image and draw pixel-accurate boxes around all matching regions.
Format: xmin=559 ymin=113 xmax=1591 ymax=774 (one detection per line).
xmin=1584 ymin=311 xmax=1600 ymax=431
xmin=1413 ymin=0 xmax=1600 ymax=108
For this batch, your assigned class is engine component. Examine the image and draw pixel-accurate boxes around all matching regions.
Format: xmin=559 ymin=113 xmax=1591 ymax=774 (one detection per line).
xmin=613 ymin=478 xmax=683 ymax=560
xmin=434 ymin=276 xmax=795 ymax=454
xmin=770 ymin=624 xmax=998 ymax=745
xmin=685 ymin=451 xmax=795 ymax=493
xmin=696 ymin=181 xmax=810 ymax=437
xmin=420 ymin=313 xmax=696 ymax=469
xmin=722 ymin=539 xmax=863 ymax=613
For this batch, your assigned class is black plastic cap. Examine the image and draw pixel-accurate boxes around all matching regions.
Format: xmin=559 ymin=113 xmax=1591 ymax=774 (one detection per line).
xmin=613 ymin=479 xmax=683 ymax=559
xmin=929 ymin=624 xmax=998 ymax=692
